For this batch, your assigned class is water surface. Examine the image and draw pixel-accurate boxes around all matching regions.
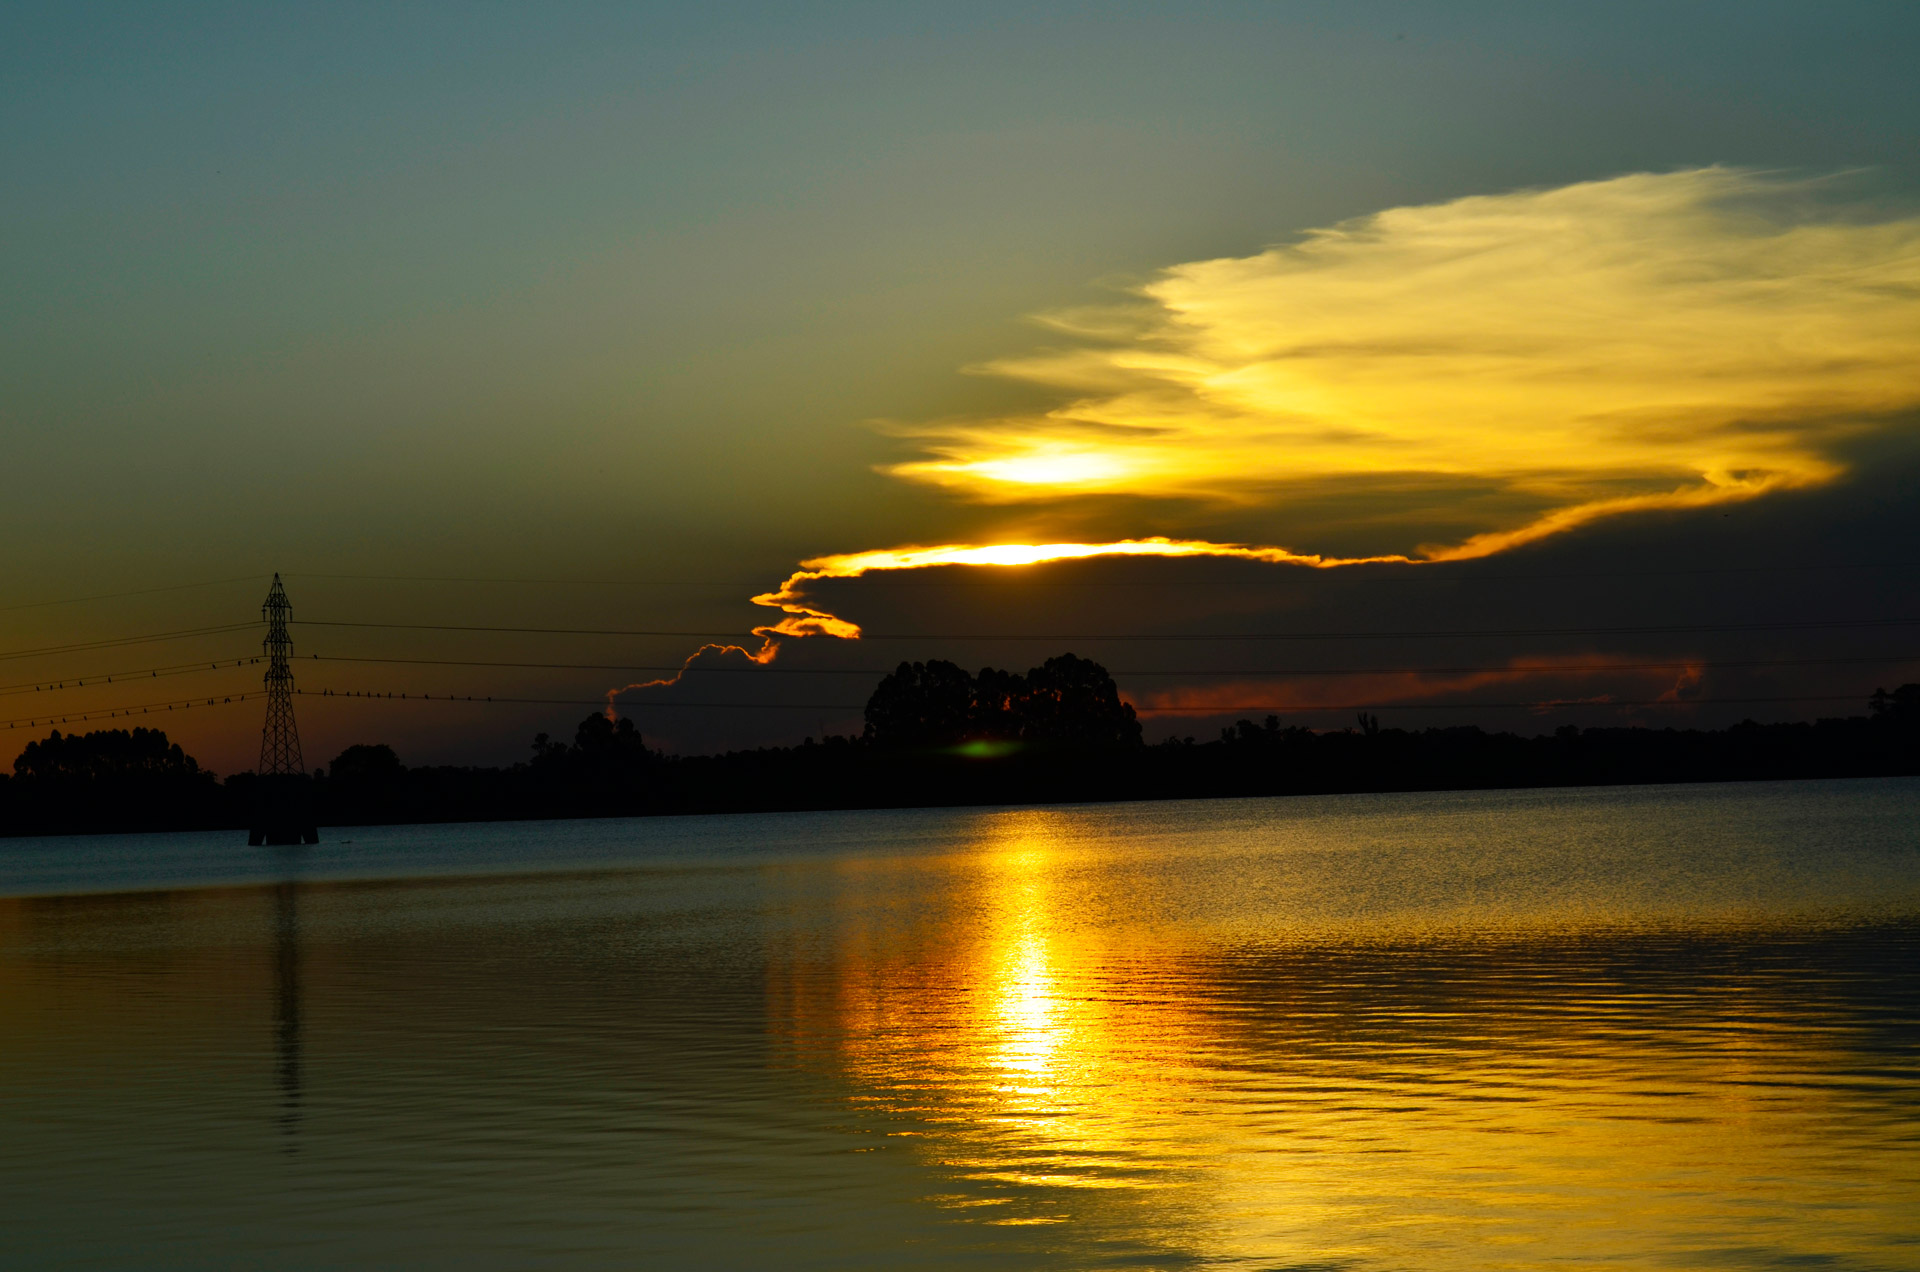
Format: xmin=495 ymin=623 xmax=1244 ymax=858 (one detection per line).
xmin=2 ymin=780 xmax=1916 ymax=1269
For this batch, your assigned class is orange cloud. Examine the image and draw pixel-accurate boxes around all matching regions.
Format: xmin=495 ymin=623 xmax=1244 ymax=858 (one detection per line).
xmin=605 ymin=640 xmax=778 ymax=716
xmin=1133 ymin=655 xmax=1698 ymax=717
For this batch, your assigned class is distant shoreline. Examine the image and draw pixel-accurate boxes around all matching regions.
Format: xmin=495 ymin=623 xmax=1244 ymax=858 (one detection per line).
xmin=5 ymin=707 xmax=1916 ymax=839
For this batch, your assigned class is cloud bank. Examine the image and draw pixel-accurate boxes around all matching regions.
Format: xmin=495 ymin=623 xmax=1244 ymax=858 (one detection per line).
xmin=886 ymin=168 xmax=1920 ymax=557
xmin=616 ymin=170 xmax=1920 ymax=742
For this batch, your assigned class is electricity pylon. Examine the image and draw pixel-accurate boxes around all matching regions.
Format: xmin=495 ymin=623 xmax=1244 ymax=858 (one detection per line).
xmin=249 ymin=573 xmax=318 ymax=846
xmin=258 ymin=573 xmax=305 ymax=778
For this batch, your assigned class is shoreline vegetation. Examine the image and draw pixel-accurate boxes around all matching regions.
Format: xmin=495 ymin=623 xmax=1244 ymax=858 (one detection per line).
xmin=3 ymin=655 xmax=1916 ymax=838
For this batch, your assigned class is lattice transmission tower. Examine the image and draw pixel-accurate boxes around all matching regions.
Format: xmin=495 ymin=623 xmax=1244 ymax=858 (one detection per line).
xmin=251 ymin=573 xmax=317 ymax=845
xmin=259 ymin=573 xmax=305 ymax=775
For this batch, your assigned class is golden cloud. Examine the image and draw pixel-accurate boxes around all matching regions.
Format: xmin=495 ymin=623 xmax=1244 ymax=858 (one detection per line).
xmin=744 ymin=538 xmax=1399 ymax=642
xmin=885 ymin=168 xmax=1920 ymax=558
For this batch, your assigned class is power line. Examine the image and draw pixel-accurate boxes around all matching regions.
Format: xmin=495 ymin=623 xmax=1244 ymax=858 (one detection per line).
xmin=12 ymin=646 xmax=1908 ymax=708
xmin=2 ymin=692 xmax=260 ymax=731
xmin=0 ymin=624 xmax=259 ymax=663
xmin=302 ymin=652 xmax=1920 ymax=676
xmin=5 ymin=683 xmax=1878 ymax=733
xmin=0 ymin=656 xmax=259 ymax=698
xmin=297 ymin=620 xmax=761 ymax=638
xmin=0 ymin=575 xmax=264 ymax=614
xmin=14 ymin=650 xmax=1909 ymax=697
xmin=294 ymin=616 xmax=1920 ymax=641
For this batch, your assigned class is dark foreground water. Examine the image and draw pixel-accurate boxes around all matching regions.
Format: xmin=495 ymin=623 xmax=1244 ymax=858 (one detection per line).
xmin=2 ymin=780 xmax=1917 ymax=1270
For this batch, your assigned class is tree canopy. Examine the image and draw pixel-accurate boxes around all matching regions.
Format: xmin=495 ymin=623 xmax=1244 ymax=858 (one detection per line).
xmin=863 ymin=654 xmax=1142 ymax=750
xmin=13 ymin=727 xmax=208 ymax=784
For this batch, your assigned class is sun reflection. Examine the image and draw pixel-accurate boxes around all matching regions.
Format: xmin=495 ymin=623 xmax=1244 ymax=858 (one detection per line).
xmin=979 ymin=838 xmax=1072 ymax=1155
xmin=955 ymin=828 xmax=1114 ymax=1186
xmin=992 ymin=927 xmax=1061 ymax=1079
xmin=768 ymin=811 xmax=1216 ymax=1216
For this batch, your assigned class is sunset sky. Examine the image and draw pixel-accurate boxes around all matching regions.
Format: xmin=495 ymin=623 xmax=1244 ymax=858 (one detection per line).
xmin=6 ymin=2 xmax=1920 ymax=772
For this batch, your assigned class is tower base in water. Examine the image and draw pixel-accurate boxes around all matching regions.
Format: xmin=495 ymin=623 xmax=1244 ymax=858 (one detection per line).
xmin=249 ymin=822 xmax=320 ymax=847
xmin=248 ymin=769 xmax=318 ymax=847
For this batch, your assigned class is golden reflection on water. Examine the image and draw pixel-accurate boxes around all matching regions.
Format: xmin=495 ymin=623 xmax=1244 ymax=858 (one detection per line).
xmin=771 ymin=814 xmax=1242 ymax=1245
xmin=770 ymin=808 xmax=1920 ymax=1268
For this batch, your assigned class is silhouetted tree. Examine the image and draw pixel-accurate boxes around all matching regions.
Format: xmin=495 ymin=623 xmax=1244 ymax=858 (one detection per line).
xmin=15 ymin=727 xmax=206 ymax=783
xmin=970 ymin=666 xmax=1028 ymax=739
xmin=1223 ymin=715 xmax=1296 ymax=747
xmin=322 ymin=743 xmax=405 ymax=823
xmin=1020 ymin=654 xmax=1142 ymax=747
xmin=864 ymin=654 xmax=1141 ymax=749
xmin=6 ymin=727 xmax=219 ymax=831
xmin=528 ymin=731 xmax=570 ymax=768
xmin=572 ymin=713 xmax=651 ymax=789
xmin=329 ymin=743 xmax=403 ymax=783
xmin=1870 ymin=684 xmax=1920 ymax=726
xmin=573 ymin=712 xmax=649 ymax=757
xmin=511 ymin=714 xmax=654 ymax=808
xmin=864 ymin=659 xmax=976 ymax=748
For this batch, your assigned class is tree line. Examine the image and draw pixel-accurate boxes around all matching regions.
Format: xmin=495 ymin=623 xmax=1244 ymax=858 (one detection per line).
xmin=2 ymin=656 xmax=1916 ymax=835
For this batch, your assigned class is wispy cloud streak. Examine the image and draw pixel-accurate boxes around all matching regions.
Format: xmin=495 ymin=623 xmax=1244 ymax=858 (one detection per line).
xmin=746 ymin=538 xmax=1405 ymax=642
xmin=1135 ymin=655 xmax=1704 ymax=717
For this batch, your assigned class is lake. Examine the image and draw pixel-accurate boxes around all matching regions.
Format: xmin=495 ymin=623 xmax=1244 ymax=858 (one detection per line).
xmin=2 ymin=779 xmax=1916 ymax=1269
